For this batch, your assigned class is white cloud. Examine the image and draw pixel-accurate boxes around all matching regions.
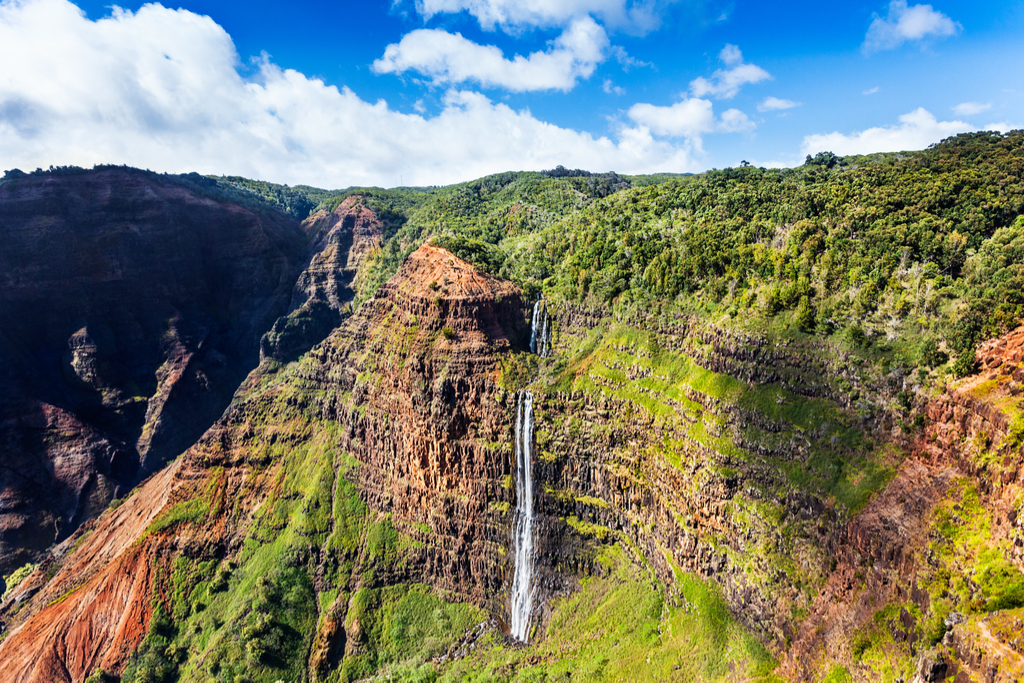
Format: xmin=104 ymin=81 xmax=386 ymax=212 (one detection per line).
xmin=628 ymin=99 xmax=715 ymax=137
xmin=372 ymin=17 xmax=608 ymax=91
xmin=626 ymin=98 xmax=754 ymax=138
xmin=801 ymin=108 xmax=974 ymax=156
xmin=388 ymin=2 xmax=663 ymax=95
xmin=610 ymin=45 xmax=651 ymax=70
xmin=863 ymin=86 xmax=880 ymax=95
xmin=689 ymin=44 xmax=771 ymax=99
xmin=952 ymin=101 xmax=991 ymax=116
xmin=0 ymin=0 xmax=704 ymax=187
xmin=862 ymin=1 xmax=960 ymax=54
xmin=603 ymin=79 xmax=625 ymax=95
xmin=758 ymin=96 xmax=800 ymax=112
xmin=718 ymin=43 xmax=742 ymax=66
xmin=414 ymin=0 xmax=668 ymax=34
xmin=718 ymin=108 xmax=754 ymax=132
xmin=984 ymin=121 xmax=1018 ymax=133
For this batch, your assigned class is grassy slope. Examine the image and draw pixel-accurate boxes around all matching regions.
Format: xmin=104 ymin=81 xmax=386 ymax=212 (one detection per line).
xmin=442 ymin=546 xmax=778 ymax=683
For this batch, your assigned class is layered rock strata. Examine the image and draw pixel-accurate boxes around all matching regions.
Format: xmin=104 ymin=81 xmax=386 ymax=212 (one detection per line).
xmin=303 ymin=243 xmax=527 ymax=606
xmin=261 ymin=195 xmax=383 ymax=362
xmin=0 ymin=169 xmax=310 ymax=574
xmin=0 ymin=174 xmax=389 ymax=579
xmin=0 ymin=243 xmax=528 ymax=682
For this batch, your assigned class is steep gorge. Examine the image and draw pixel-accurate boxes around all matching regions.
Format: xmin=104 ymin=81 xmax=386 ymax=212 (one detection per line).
xmin=2 ymin=148 xmax=1024 ymax=683
xmin=0 ymin=243 xmax=529 ymax=682
xmin=0 ymin=171 xmax=383 ymax=581
xmin=0 ymin=240 xmax=921 ymax=681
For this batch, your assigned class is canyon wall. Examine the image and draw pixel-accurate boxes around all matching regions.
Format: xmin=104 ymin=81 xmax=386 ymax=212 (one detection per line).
xmin=0 ymin=171 xmax=383 ymax=579
xmin=0 ymin=244 xmax=529 ymax=682
xmin=2 ymin=216 xmax=1024 ymax=682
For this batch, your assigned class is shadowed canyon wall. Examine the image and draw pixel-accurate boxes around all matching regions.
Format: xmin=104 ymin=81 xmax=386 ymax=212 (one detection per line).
xmin=0 ymin=171 xmax=381 ymax=577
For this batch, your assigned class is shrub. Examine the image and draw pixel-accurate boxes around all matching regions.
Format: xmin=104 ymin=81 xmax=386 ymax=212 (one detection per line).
xmin=919 ymin=338 xmax=949 ymax=368
xmin=795 ymin=296 xmax=815 ymax=333
xmin=953 ymin=351 xmax=978 ymax=378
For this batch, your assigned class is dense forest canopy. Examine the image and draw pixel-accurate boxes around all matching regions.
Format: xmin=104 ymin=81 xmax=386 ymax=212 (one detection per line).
xmin=343 ymin=131 xmax=1024 ymax=378
xmin=5 ymin=131 xmax=1022 ymax=375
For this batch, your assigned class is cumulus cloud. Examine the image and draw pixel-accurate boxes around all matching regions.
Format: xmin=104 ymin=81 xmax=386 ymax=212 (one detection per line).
xmin=862 ymin=1 xmax=960 ymax=54
xmin=718 ymin=43 xmax=742 ymax=66
xmin=603 ymin=79 xmax=625 ymax=95
xmin=627 ymin=98 xmax=753 ymax=138
xmin=758 ymin=96 xmax=800 ymax=112
xmin=627 ymin=99 xmax=715 ymax=137
xmin=952 ymin=101 xmax=991 ymax=116
xmin=689 ymin=44 xmax=771 ymax=99
xmin=718 ymin=108 xmax=754 ymax=133
xmin=0 ymin=0 xmax=704 ymax=187
xmin=414 ymin=0 xmax=669 ymax=34
xmin=801 ymin=108 xmax=974 ymax=156
xmin=386 ymin=1 xmax=665 ymax=95
xmin=372 ymin=17 xmax=608 ymax=91
xmin=984 ymin=121 xmax=1018 ymax=133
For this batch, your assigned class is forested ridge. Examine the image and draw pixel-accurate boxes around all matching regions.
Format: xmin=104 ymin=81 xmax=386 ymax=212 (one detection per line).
xmin=337 ymin=131 xmax=1024 ymax=378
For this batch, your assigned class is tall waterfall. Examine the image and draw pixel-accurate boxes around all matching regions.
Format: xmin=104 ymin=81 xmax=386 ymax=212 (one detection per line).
xmin=529 ymin=298 xmax=550 ymax=357
xmin=509 ymin=390 xmax=536 ymax=642
xmin=539 ymin=311 xmax=549 ymax=358
xmin=509 ymin=296 xmax=549 ymax=642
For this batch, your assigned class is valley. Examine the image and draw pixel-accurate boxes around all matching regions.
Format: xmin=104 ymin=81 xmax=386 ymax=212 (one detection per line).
xmin=1 ymin=131 xmax=1023 ymax=682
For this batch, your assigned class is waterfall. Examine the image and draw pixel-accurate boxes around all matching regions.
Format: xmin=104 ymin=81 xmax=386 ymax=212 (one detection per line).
xmin=539 ymin=309 xmax=549 ymax=358
xmin=529 ymin=297 xmax=550 ymax=357
xmin=529 ymin=298 xmax=542 ymax=354
xmin=510 ymin=296 xmax=548 ymax=641
xmin=509 ymin=390 xmax=536 ymax=642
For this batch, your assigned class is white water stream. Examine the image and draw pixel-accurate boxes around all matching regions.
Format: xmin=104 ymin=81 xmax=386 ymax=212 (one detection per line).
xmin=510 ymin=296 xmax=553 ymax=641
xmin=509 ymin=389 xmax=536 ymax=642
xmin=529 ymin=298 xmax=550 ymax=357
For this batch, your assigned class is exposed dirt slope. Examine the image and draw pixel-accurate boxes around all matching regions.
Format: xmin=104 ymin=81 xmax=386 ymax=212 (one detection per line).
xmin=0 ymin=460 xmax=180 ymax=682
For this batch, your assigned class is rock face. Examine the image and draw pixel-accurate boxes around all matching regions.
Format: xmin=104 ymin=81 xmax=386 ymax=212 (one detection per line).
xmin=0 ymin=243 xmax=529 ymax=682
xmin=0 ymin=171 xmax=392 ymax=576
xmin=306 ymin=243 xmax=527 ymax=605
xmin=260 ymin=196 xmax=383 ymax=362
xmin=781 ymin=324 xmax=1024 ymax=681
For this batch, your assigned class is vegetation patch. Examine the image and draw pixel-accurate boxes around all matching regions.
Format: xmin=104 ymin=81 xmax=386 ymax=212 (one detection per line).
xmin=439 ymin=545 xmax=779 ymax=682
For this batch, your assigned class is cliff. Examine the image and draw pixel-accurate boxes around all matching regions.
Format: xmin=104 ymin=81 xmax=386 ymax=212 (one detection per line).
xmin=781 ymin=325 xmax=1024 ymax=681
xmin=260 ymin=196 xmax=383 ymax=363
xmin=0 ymin=243 xmax=528 ymax=683
xmin=0 ymin=170 xmax=384 ymax=582
xmin=0 ymin=168 xmax=307 ymax=576
xmin=0 ymin=239 xmax=906 ymax=681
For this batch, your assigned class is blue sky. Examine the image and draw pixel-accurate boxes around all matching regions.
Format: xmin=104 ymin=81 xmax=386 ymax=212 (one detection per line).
xmin=1 ymin=0 xmax=1021 ymax=187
